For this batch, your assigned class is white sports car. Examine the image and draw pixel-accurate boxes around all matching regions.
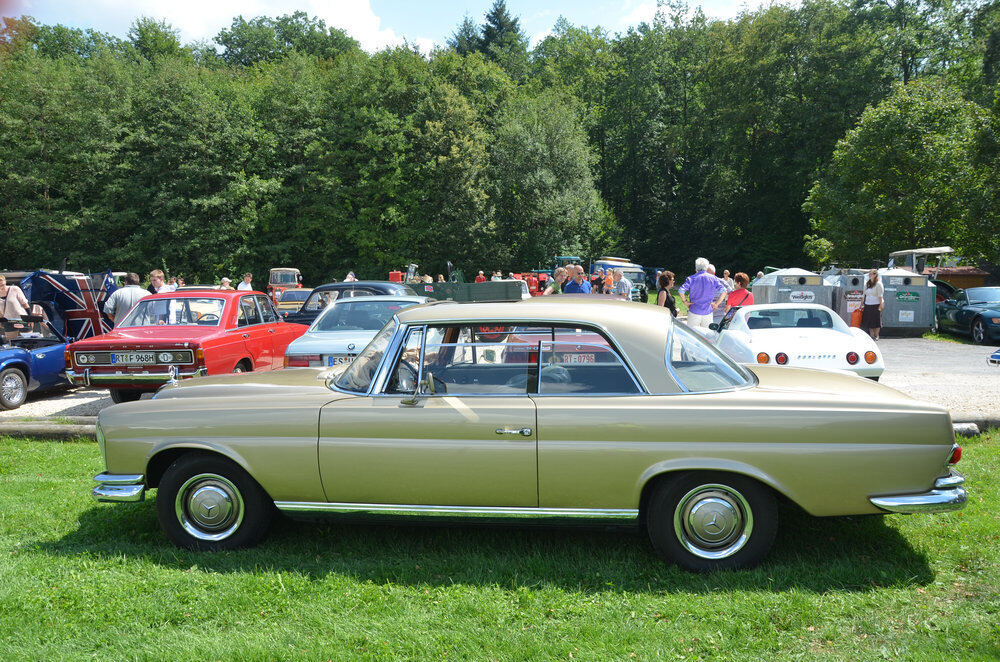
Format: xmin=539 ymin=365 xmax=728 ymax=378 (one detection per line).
xmin=284 ymin=295 xmax=429 ymax=368
xmin=707 ymin=303 xmax=884 ymax=380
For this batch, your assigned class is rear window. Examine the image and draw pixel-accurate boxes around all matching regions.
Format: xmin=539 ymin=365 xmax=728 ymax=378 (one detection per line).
xmin=745 ymin=308 xmax=834 ymax=330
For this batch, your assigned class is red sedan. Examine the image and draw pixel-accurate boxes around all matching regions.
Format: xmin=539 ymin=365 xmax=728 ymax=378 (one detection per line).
xmin=66 ymin=290 xmax=307 ymax=403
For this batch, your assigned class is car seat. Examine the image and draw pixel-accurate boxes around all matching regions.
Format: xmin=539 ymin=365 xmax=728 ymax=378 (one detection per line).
xmin=747 ymin=317 xmax=772 ymax=329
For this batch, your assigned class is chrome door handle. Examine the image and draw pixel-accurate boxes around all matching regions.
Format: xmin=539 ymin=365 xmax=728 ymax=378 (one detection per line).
xmin=242 ymin=333 xmax=250 ymax=338
xmin=496 ymin=428 xmax=532 ymax=436
xmin=268 ymin=329 xmax=275 ymax=333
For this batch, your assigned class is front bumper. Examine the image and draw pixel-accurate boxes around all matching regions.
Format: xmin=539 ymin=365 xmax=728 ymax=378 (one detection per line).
xmin=869 ymin=469 xmax=966 ymax=514
xmin=67 ymin=366 xmax=206 ymax=387
xmin=92 ymin=473 xmax=146 ymax=502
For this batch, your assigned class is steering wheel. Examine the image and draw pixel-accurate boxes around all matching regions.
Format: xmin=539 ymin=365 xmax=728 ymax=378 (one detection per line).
xmin=395 ymin=359 xmax=418 ymax=392
xmin=199 ymin=313 xmax=220 ymax=323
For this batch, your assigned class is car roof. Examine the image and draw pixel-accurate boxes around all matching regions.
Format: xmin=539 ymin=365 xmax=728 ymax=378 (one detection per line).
xmin=328 ymin=295 xmax=429 ymax=305
xmin=312 ymin=281 xmax=409 ymax=292
xmin=144 ymin=290 xmax=247 ymax=298
xmin=394 ymin=298 xmax=677 ymax=393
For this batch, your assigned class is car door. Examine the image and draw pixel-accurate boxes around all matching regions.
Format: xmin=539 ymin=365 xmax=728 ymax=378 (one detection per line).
xmin=236 ymin=295 xmax=272 ymax=370
xmin=318 ymin=323 xmax=538 ymax=507
xmin=254 ymin=294 xmax=284 ymax=369
xmin=30 ymin=342 xmax=66 ymax=389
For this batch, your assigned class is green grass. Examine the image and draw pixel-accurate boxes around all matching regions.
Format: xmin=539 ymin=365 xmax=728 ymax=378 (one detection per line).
xmin=1 ymin=433 xmax=998 ymax=661
xmin=922 ymin=330 xmax=975 ymax=345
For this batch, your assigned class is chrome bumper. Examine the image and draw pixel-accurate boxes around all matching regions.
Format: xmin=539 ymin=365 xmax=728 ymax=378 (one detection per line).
xmin=92 ymin=473 xmax=146 ymax=503
xmin=68 ymin=366 xmax=206 ymax=387
xmin=869 ymin=470 xmax=967 ymax=514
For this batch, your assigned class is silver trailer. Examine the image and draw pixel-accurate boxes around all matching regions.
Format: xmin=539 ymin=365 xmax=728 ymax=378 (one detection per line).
xmin=751 ymin=268 xmax=836 ymax=308
xmin=877 ymin=268 xmax=937 ymax=334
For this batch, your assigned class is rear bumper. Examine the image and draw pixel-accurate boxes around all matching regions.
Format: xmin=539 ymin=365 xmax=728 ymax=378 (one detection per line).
xmin=869 ymin=470 xmax=966 ymax=514
xmin=92 ymin=473 xmax=145 ymax=503
xmin=67 ymin=366 xmax=206 ymax=388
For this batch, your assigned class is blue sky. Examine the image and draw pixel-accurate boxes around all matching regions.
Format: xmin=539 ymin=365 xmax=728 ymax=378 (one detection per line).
xmin=11 ymin=0 xmax=770 ymax=53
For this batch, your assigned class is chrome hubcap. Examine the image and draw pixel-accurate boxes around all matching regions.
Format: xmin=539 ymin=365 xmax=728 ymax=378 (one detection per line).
xmin=2 ymin=373 xmax=25 ymax=404
xmin=175 ymin=473 xmax=244 ymax=541
xmin=673 ymin=484 xmax=753 ymax=559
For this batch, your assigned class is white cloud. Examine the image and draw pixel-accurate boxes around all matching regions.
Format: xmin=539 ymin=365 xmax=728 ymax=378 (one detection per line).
xmin=618 ymin=0 xmax=658 ymax=27
xmin=530 ymin=29 xmax=553 ymax=48
xmin=413 ymin=37 xmax=435 ymax=56
xmin=30 ymin=0 xmax=410 ymax=53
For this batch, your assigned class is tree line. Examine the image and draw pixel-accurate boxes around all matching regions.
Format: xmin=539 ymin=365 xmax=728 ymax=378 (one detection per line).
xmin=0 ymin=1 xmax=997 ymax=285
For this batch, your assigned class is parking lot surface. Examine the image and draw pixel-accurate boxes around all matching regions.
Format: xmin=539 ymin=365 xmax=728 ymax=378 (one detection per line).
xmin=2 ymin=336 xmax=996 ymax=423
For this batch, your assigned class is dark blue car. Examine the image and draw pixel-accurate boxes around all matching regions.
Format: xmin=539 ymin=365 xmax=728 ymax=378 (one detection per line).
xmin=936 ymin=286 xmax=1000 ymax=344
xmin=0 ymin=317 xmax=70 ymax=410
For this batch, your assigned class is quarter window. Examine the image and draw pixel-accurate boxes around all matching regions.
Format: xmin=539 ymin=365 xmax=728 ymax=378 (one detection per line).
xmin=668 ymin=324 xmax=752 ymax=392
xmin=257 ymin=296 xmax=278 ymax=323
xmin=238 ymin=296 xmax=262 ymax=326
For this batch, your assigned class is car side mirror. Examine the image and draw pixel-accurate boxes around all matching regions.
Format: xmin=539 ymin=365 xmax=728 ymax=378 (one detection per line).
xmin=708 ymin=323 xmax=719 ymax=331
xmin=401 ymin=371 xmax=435 ymax=406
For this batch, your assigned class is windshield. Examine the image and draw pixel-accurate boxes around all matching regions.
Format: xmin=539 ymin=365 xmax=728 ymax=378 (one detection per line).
xmin=745 ymin=308 xmax=835 ymax=330
xmin=967 ymin=287 xmax=1000 ymax=304
xmin=120 ymin=297 xmax=225 ymax=327
xmin=270 ymin=270 xmax=299 ymax=285
xmin=313 ymin=300 xmax=419 ymax=332
xmin=668 ymin=323 xmax=753 ymax=392
xmin=335 ymin=320 xmax=398 ymax=392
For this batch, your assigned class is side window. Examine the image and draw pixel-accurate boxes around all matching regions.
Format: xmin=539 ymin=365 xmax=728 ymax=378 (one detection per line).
xmin=537 ymin=342 xmax=641 ymax=395
xmin=304 ymin=290 xmax=339 ymax=311
xmin=385 ymin=326 xmax=424 ymax=394
xmin=238 ymin=296 xmax=261 ymax=327
xmin=257 ymin=295 xmax=278 ymax=323
xmin=669 ymin=324 xmax=750 ymax=392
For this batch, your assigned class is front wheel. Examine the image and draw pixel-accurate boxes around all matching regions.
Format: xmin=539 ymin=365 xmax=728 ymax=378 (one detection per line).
xmin=0 ymin=367 xmax=27 ymax=409
xmin=156 ymin=453 xmax=273 ymax=550
xmin=972 ymin=319 xmax=986 ymax=344
xmin=646 ymin=472 xmax=777 ymax=572
xmin=109 ymin=388 xmax=143 ymax=404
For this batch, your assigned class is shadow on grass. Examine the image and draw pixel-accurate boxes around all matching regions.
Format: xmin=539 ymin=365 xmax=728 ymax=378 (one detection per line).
xmin=31 ymin=499 xmax=934 ymax=594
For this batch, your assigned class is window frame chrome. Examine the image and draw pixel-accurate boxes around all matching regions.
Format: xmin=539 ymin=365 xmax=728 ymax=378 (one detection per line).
xmin=663 ymin=321 xmax=759 ymax=395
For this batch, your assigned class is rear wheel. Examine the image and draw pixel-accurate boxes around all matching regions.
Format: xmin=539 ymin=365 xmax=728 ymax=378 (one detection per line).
xmin=109 ymin=388 xmax=143 ymax=404
xmin=156 ymin=453 xmax=273 ymax=550
xmin=646 ymin=472 xmax=777 ymax=572
xmin=0 ymin=368 xmax=27 ymax=410
xmin=232 ymin=360 xmax=251 ymax=373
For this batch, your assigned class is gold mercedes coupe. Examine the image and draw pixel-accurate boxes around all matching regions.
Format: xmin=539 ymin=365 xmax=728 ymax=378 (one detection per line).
xmin=92 ymin=298 xmax=966 ymax=571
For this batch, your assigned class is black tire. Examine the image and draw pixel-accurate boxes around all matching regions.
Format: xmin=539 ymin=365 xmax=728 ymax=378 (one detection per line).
xmin=109 ymin=388 xmax=143 ymax=404
xmin=639 ymin=287 xmax=649 ymax=303
xmin=646 ymin=472 xmax=777 ymax=572
xmin=972 ymin=319 xmax=986 ymax=345
xmin=232 ymin=360 xmax=251 ymax=373
xmin=0 ymin=367 xmax=28 ymax=410
xmin=156 ymin=452 xmax=273 ymax=551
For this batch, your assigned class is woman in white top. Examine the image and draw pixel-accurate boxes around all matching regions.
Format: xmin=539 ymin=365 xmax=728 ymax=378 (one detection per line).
xmin=861 ymin=269 xmax=885 ymax=340
xmin=0 ymin=275 xmax=29 ymax=319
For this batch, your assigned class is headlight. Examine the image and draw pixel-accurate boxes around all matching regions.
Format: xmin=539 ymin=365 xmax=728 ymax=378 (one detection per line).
xmin=78 ymin=354 xmax=88 ymax=364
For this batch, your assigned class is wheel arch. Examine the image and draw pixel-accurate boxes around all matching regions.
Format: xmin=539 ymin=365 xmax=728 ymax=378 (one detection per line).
xmin=0 ymin=359 xmax=30 ymax=380
xmin=637 ymin=462 xmax=799 ymax=521
xmin=145 ymin=444 xmax=261 ymax=493
xmin=234 ymin=357 xmax=253 ymax=372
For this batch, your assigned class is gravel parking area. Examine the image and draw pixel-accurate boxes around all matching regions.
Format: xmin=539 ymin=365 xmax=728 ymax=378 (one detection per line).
xmin=2 ymin=336 xmax=997 ymax=422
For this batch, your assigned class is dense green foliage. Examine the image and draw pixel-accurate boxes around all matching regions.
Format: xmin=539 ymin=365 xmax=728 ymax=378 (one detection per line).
xmin=0 ymin=431 xmax=997 ymax=659
xmin=1 ymin=0 xmax=999 ymax=283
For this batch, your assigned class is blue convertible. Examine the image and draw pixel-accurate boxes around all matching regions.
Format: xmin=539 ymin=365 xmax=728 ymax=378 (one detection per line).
xmin=0 ymin=316 xmax=70 ymax=410
xmin=936 ymin=286 xmax=1000 ymax=345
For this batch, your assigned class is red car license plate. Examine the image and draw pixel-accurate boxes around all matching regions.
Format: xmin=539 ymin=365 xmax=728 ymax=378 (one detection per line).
xmin=112 ymin=352 xmax=156 ymax=365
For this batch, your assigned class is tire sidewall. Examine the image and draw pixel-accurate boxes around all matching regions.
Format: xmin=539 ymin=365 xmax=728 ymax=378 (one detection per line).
xmin=156 ymin=453 xmax=273 ymax=551
xmin=109 ymin=388 xmax=143 ymax=404
xmin=0 ymin=367 xmax=27 ymax=409
xmin=646 ymin=471 xmax=777 ymax=572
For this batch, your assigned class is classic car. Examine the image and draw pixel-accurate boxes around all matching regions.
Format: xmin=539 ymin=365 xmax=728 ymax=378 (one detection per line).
xmin=90 ymin=298 xmax=965 ymax=572
xmin=276 ymin=288 xmax=313 ymax=316
xmin=707 ymin=303 xmax=884 ymax=380
xmin=267 ymin=267 xmax=302 ymax=306
xmin=283 ymin=281 xmax=417 ymax=326
xmin=66 ymin=290 xmax=307 ymax=404
xmin=935 ymin=286 xmax=1000 ymax=344
xmin=284 ymin=295 xmax=428 ymax=368
xmin=0 ymin=316 xmax=70 ymax=409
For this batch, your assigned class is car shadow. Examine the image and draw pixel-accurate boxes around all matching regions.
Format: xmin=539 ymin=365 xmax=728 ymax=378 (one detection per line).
xmin=32 ymin=500 xmax=934 ymax=594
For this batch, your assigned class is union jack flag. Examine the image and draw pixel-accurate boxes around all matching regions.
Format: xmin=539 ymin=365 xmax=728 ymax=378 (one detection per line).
xmin=19 ymin=271 xmax=118 ymax=340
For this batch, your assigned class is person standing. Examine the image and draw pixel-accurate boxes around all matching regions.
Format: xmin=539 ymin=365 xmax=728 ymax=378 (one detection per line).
xmin=237 ymin=273 xmax=254 ymax=291
xmin=104 ymin=273 xmax=150 ymax=327
xmin=861 ymin=269 xmax=884 ymax=340
xmin=562 ymin=266 xmax=592 ymax=294
xmin=721 ymin=269 xmax=735 ymax=291
xmin=0 ymin=274 xmax=30 ymax=319
xmin=590 ymin=269 xmax=604 ymax=294
xmin=725 ymin=272 xmax=754 ymax=313
xmin=612 ymin=268 xmax=632 ymax=300
xmin=706 ymin=265 xmax=730 ymax=325
xmin=147 ymin=270 xmax=169 ymax=295
xmin=678 ymin=258 xmax=726 ymax=330
xmin=656 ymin=271 xmax=677 ymax=317
xmin=542 ymin=267 xmax=568 ymax=295
xmin=474 ymin=271 xmax=487 ymax=283
xmin=219 ymin=277 xmax=234 ymax=290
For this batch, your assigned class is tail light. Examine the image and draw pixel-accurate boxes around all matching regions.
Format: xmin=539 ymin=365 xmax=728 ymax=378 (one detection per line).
xmin=864 ymin=351 xmax=877 ymax=364
xmin=775 ymin=352 xmax=788 ymax=365
xmin=756 ymin=352 xmax=770 ymax=364
xmin=65 ymin=347 xmax=73 ymax=369
xmin=846 ymin=352 xmax=859 ymax=365
xmin=195 ymin=347 xmax=205 ymax=365
xmin=949 ymin=445 xmax=961 ymax=465
xmin=285 ymin=354 xmax=319 ymax=367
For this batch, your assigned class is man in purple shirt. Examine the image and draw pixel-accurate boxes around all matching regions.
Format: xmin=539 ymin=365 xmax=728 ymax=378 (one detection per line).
xmin=678 ymin=257 xmax=726 ymax=330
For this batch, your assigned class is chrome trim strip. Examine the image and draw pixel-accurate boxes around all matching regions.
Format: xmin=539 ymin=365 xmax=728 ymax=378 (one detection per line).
xmin=869 ymin=470 xmax=967 ymax=514
xmin=274 ymin=501 xmax=639 ymax=519
xmin=92 ymin=473 xmax=146 ymax=503
xmin=68 ymin=367 xmax=206 ymax=385
xmin=663 ymin=325 xmax=689 ymax=393
xmin=94 ymin=472 xmax=145 ymax=485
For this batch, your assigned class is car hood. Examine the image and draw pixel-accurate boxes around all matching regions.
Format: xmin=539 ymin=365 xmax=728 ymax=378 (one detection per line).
xmin=71 ymin=326 xmax=218 ymax=347
xmin=152 ymin=367 xmax=346 ymax=400
xmin=287 ymin=330 xmax=378 ymax=355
